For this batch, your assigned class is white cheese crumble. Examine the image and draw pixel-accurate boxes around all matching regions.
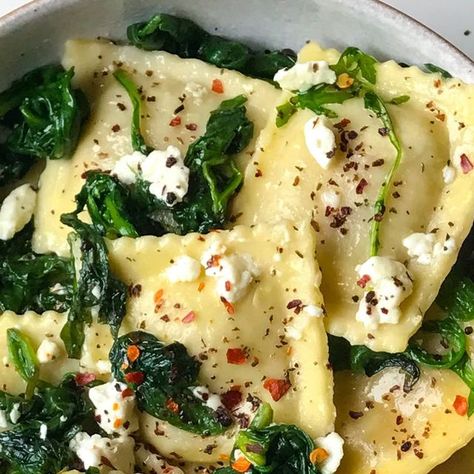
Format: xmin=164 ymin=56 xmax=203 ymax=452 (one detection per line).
xmin=403 ymin=232 xmax=456 ymax=265
xmin=274 ymin=61 xmax=336 ymax=92
xmin=39 ymin=423 xmax=48 ymax=440
xmin=191 ymin=386 xmax=224 ymax=411
xmin=111 ymin=151 xmax=144 ymax=185
xmin=304 ymin=116 xmax=337 ymax=169
xmin=0 ymin=184 xmax=37 ymax=241
xmin=201 ymin=247 xmax=259 ymax=303
xmin=166 ymin=255 xmax=201 ymax=283
xmin=135 ymin=443 xmax=184 ymax=474
xmin=88 ymin=381 xmax=139 ymax=435
xmin=0 ymin=410 xmax=10 ymax=431
xmin=49 ymin=283 xmax=67 ymax=295
xmin=141 ymin=146 xmax=189 ymax=206
xmin=315 ymin=432 xmax=345 ymax=474
xmin=355 ymin=256 xmax=413 ymax=329
xmin=321 ymin=190 xmax=341 ymax=208
xmin=442 ymin=164 xmax=456 ymax=184
xmin=112 ymin=146 xmax=190 ymax=207
xmin=69 ymin=432 xmax=135 ymax=474
xmin=184 ymin=82 xmax=207 ymax=105
xmin=286 ymin=304 xmax=324 ymax=340
xmin=9 ymin=404 xmax=21 ymax=424
xmin=96 ymin=359 xmax=112 ymax=374
xmin=36 ymin=339 xmax=61 ymax=364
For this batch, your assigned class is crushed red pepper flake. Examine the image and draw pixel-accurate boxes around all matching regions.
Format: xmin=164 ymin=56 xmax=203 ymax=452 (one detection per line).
xmin=198 ymin=282 xmax=206 ymax=292
xmin=75 ymin=372 xmax=96 ymax=386
xmin=124 ymin=371 xmax=144 ymax=385
xmin=166 ymin=398 xmax=180 ymax=413
xmin=221 ymin=388 xmax=243 ymax=410
xmin=263 ymin=378 xmax=291 ymax=401
xmin=356 ymin=178 xmax=368 ymax=194
xmin=127 ymin=345 xmax=140 ymax=362
xmin=182 ymin=311 xmax=196 ymax=324
xmin=121 ymin=387 xmax=134 ymax=399
xmin=221 ymin=297 xmax=235 ymax=315
xmin=169 ymin=116 xmax=181 ymax=127
xmin=453 ymin=395 xmax=468 ymax=416
xmin=226 ymin=348 xmax=247 ymax=365
xmin=357 ymin=274 xmax=371 ymax=288
xmin=212 ymin=79 xmax=224 ymax=94
xmin=460 ymin=154 xmax=473 ymax=174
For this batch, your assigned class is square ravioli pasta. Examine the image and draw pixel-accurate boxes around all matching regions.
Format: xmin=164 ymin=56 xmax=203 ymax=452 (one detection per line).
xmin=79 ymin=222 xmax=335 ymax=465
xmin=233 ymin=42 xmax=474 ymax=352
xmin=334 ymin=368 xmax=474 ymax=474
xmin=32 ymin=39 xmax=283 ymax=257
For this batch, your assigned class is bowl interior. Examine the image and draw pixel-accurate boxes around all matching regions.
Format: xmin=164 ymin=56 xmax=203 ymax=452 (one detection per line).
xmin=0 ymin=0 xmax=473 ymax=91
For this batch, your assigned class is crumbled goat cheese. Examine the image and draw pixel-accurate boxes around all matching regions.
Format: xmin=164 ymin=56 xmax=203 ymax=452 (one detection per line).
xmin=191 ymin=386 xmax=224 ymax=412
xmin=141 ymin=146 xmax=189 ymax=206
xmin=442 ymin=164 xmax=456 ymax=184
xmin=321 ymin=190 xmax=341 ymax=208
xmin=304 ymin=116 xmax=337 ymax=169
xmin=112 ymin=147 xmax=190 ymax=207
xmin=69 ymin=432 xmax=135 ymax=474
xmin=9 ymin=404 xmax=21 ymax=424
xmin=0 ymin=184 xmax=37 ymax=241
xmin=0 ymin=410 xmax=10 ymax=431
xmin=286 ymin=304 xmax=324 ymax=340
xmin=88 ymin=380 xmax=139 ymax=435
xmin=274 ymin=61 xmax=336 ymax=92
xmin=39 ymin=423 xmax=48 ymax=440
xmin=355 ymin=256 xmax=413 ymax=329
xmin=36 ymin=339 xmax=61 ymax=364
xmin=50 ymin=283 xmax=67 ymax=295
xmin=111 ymin=151 xmax=145 ymax=185
xmin=201 ymin=246 xmax=259 ymax=303
xmin=184 ymin=82 xmax=207 ymax=105
xmin=96 ymin=359 xmax=112 ymax=374
xmin=135 ymin=443 xmax=184 ymax=474
xmin=166 ymin=255 xmax=201 ymax=283
xmin=315 ymin=432 xmax=345 ymax=474
xmin=403 ymin=232 xmax=456 ymax=265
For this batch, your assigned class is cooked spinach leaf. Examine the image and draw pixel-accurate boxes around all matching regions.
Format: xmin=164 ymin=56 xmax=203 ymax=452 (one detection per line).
xmin=408 ymin=318 xmax=466 ymax=369
xmin=423 ymin=63 xmax=453 ymax=79
xmin=437 ymin=271 xmax=474 ymax=322
xmin=390 ymin=95 xmax=410 ymax=105
xmin=216 ymin=403 xmax=321 ymax=473
xmin=0 ymin=374 xmax=97 ymax=474
xmin=328 ymin=335 xmax=420 ymax=392
xmin=331 ymin=46 xmax=377 ymax=86
xmin=127 ymin=13 xmax=296 ymax=80
xmin=364 ymin=91 xmax=403 ymax=256
xmin=0 ymin=222 xmax=73 ymax=314
xmin=0 ymin=65 xmax=88 ymax=187
xmin=110 ymin=331 xmax=232 ymax=435
xmin=59 ymin=213 xmax=127 ymax=358
xmin=112 ymin=70 xmax=149 ymax=155
xmin=7 ymin=329 xmax=39 ymax=399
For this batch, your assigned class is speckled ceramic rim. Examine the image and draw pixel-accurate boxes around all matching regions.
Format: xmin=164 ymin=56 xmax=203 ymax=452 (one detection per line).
xmin=0 ymin=0 xmax=473 ymax=77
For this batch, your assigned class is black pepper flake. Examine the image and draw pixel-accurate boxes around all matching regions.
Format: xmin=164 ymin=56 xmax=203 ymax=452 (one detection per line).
xmin=372 ymin=159 xmax=385 ymax=167
xmin=174 ymin=104 xmax=185 ymax=114
xmin=166 ymin=156 xmax=178 ymax=168
xmin=117 ymin=103 xmax=126 ymax=111
xmin=349 ymin=410 xmax=364 ymax=420
xmin=166 ymin=192 xmax=176 ymax=205
xmin=400 ymin=441 xmax=412 ymax=452
xmin=378 ymin=127 xmax=389 ymax=136
xmin=111 ymin=124 xmax=121 ymax=132
xmin=465 ymin=326 xmax=473 ymax=335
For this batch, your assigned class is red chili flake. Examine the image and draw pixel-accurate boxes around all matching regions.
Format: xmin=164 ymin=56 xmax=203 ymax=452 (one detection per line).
xmin=186 ymin=123 xmax=198 ymax=131
xmin=124 ymin=371 xmax=144 ymax=385
xmin=225 ymin=280 xmax=232 ymax=291
xmin=221 ymin=388 xmax=243 ymax=410
xmin=356 ymin=178 xmax=368 ymax=194
xmin=166 ymin=398 xmax=180 ymax=413
xmin=212 ymin=79 xmax=224 ymax=94
xmin=205 ymin=254 xmax=222 ymax=269
xmin=357 ymin=275 xmax=371 ymax=288
xmin=127 ymin=345 xmax=140 ymax=362
xmin=182 ymin=311 xmax=196 ymax=324
xmin=75 ymin=372 xmax=96 ymax=386
xmin=221 ymin=297 xmax=235 ymax=315
xmin=121 ymin=387 xmax=134 ymax=399
xmin=460 ymin=154 xmax=473 ymax=174
xmin=226 ymin=348 xmax=247 ymax=365
xmin=169 ymin=116 xmax=181 ymax=127
xmin=154 ymin=289 xmax=164 ymax=304
xmin=263 ymin=378 xmax=291 ymax=401
xmin=453 ymin=395 xmax=468 ymax=416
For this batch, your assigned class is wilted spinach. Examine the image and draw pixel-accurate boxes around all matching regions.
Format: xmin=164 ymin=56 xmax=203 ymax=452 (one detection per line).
xmin=216 ymin=403 xmax=321 ymax=473
xmin=127 ymin=13 xmax=296 ymax=80
xmin=0 ymin=222 xmax=73 ymax=314
xmin=74 ymin=71 xmax=254 ymax=237
xmin=423 ymin=63 xmax=452 ymax=79
xmin=110 ymin=331 xmax=232 ymax=435
xmin=0 ymin=65 xmax=89 ymax=186
xmin=59 ymin=213 xmax=127 ymax=358
xmin=0 ymin=373 xmax=97 ymax=474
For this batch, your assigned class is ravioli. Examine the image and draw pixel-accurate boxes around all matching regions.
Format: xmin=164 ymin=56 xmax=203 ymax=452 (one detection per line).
xmin=32 ymin=39 xmax=283 ymax=257
xmin=334 ymin=369 xmax=474 ymax=474
xmin=91 ymin=222 xmax=335 ymax=464
xmin=233 ymin=42 xmax=474 ymax=352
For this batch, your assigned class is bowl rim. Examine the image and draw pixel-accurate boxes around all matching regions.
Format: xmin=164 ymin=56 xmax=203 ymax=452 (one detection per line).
xmin=0 ymin=0 xmax=473 ymax=73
